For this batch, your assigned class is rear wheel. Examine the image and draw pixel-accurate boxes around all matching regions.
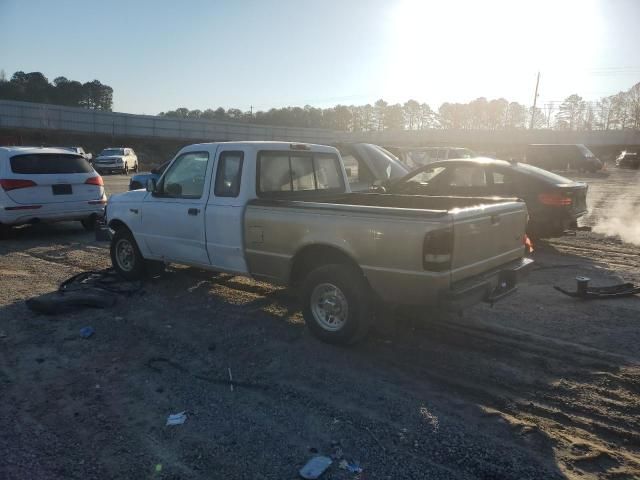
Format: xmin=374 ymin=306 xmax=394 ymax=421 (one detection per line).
xmin=133 ymin=162 xmax=139 ymax=173
xmin=301 ymin=264 xmax=372 ymax=345
xmin=110 ymin=228 xmax=145 ymax=280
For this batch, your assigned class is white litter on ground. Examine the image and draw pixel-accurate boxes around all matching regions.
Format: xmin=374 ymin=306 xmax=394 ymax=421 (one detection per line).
xmin=166 ymin=411 xmax=187 ymax=426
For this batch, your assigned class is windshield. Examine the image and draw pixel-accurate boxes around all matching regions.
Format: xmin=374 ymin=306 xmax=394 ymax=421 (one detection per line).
xmin=450 ymin=148 xmax=475 ymax=158
xmin=577 ymin=144 xmax=595 ymax=157
xmin=100 ymin=148 xmax=125 ymax=156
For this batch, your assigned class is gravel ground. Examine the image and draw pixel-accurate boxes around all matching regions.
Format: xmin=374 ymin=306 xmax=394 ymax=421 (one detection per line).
xmin=0 ymin=171 xmax=639 ymax=479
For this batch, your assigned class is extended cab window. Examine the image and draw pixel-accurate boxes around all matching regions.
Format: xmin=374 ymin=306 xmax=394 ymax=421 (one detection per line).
xmin=257 ymin=151 xmax=344 ymax=195
xmin=214 ymin=151 xmax=244 ymax=197
xmin=158 ymin=151 xmax=209 ymax=198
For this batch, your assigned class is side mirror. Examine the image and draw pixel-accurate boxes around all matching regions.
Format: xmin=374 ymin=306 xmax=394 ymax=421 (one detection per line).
xmin=146 ymin=178 xmax=157 ymax=193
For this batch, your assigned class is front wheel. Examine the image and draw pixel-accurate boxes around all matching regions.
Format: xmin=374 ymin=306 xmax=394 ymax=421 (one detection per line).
xmin=122 ymin=164 xmax=129 ymax=175
xmin=300 ymin=264 xmax=372 ymax=345
xmin=110 ymin=228 xmax=145 ymax=280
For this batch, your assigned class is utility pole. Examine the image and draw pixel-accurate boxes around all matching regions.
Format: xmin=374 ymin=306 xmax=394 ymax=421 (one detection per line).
xmin=529 ymin=71 xmax=540 ymax=130
xmin=250 ymin=105 xmax=253 ymax=117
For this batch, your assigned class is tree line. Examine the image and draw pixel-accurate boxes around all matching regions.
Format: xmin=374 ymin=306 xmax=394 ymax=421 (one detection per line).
xmin=0 ymin=70 xmax=113 ymax=111
xmin=159 ymin=80 xmax=640 ymax=132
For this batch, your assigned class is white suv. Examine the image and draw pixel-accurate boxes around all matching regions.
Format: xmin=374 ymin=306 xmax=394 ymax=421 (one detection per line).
xmin=0 ymin=147 xmax=106 ymax=235
xmin=94 ymin=147 xmax=138 ymax=175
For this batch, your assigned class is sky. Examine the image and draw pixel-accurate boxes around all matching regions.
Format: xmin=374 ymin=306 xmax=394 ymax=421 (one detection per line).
xmin=1 ymin=0 xmax=640 ymax=114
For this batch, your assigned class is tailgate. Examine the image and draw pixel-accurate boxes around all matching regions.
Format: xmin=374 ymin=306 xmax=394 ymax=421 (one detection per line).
xmin=5 ymin=173 xmax=102 ymax=204
xmin=450 ymin=201 xmax=527 ymax=283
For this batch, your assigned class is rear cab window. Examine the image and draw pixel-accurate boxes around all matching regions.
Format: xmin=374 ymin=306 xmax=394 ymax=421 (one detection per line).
xmin=10 ymin=153 xmax=93 ymax=174
xmin=257 ymin=150 xmax=344 ymax=196
xmin=214 ymin=151 xmax=244 ymax=197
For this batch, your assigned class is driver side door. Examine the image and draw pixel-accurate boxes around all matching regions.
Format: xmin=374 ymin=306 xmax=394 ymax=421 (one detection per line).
xmin=138 ymin=149 xmax=213 ymax=265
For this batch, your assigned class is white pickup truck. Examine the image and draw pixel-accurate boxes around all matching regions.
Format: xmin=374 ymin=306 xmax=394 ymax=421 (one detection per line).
xmin=104 ymin=141 xmax=532 ymax=344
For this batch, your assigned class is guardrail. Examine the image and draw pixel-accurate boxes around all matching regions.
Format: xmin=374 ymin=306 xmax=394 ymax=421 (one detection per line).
xmin=1 ymin=99 xmax=639 ymax=147
xmin=0 ymin=99 xmax=347 ymax=144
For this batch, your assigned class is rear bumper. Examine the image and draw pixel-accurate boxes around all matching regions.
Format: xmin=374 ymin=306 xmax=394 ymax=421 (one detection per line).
xmin=0 ymin=203 xmax=105 ymax=226
xmin=440 ymin=257 xmax=534 ymax=310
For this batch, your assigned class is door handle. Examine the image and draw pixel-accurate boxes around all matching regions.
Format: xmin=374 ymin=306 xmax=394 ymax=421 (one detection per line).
xmin=188 ymin=208 xmax=200 ymax=216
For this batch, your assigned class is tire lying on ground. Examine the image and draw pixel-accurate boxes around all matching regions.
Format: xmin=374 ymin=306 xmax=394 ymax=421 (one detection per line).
xmin=300 ymin=264 xmax=372 ymax=345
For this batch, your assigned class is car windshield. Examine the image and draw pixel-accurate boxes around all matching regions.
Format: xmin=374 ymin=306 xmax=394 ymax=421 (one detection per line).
xmin=101 ymin=148 xmax=125 ymax=156
xmin=402 ymin=166 xmax=448 ymax=185
xmin=577 ymin=145 xmax=595 ymax=157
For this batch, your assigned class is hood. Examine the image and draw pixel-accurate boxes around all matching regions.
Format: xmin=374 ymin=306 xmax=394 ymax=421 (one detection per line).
xmin=108 ymin=189 xmax=148 ymax=204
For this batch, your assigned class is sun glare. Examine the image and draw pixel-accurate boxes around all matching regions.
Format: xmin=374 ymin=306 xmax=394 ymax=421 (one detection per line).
xmin=383 ymin=0 xmax=603 ymax=104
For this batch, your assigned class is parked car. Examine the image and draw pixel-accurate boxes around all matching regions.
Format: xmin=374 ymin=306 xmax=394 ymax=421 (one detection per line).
xmin=94 ymin=147 xmax=138 ymax=175
xmin=104 ymin=141 xmax=532 ymax=344
xmin=63 ymin=146 xmax=93 ymax=162
xmin=525 ymin=144 xmax=602 ymax=172
xmin=615 ymin=151 xmax=640 ymax=169
xmin=372 ymin=157 xmax=588 ymax=238
xmin=386 ymin=146 xmax=476 ymax=169
xmin=0 ymin=147 xmax=106 ymax=235
xmin=129 ymin=160 xmax=170 ymax=190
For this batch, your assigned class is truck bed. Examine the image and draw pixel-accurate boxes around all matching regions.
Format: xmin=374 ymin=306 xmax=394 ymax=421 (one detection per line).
xmin=245 ymin=193 xmax=528 ymax=305
xmin=248 ymin=192 xmax=521 ymax=215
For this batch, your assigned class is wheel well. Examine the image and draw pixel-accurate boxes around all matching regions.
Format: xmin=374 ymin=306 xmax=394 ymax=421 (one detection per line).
xmin=108 ymin=219 xmax=129 ymax=232
xmin=289 ymin=244 xmax=362 ymax=287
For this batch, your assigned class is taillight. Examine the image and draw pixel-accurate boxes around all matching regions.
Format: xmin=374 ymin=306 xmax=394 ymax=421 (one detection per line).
xmin=85 ymin=175 xmax=104 ymax=186
xmin=0 ymin=179 xmax=37 ymax=191
xmin=538 ymin=192 xmax=572 ymax=206
xmin=423 ymin=228 xmax=453 ymax=271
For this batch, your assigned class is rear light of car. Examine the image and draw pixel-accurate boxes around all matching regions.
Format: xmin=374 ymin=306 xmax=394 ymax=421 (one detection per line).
xmin=538 ymin=192 xmax=572 ymax=206
xmin=85 ymin=176 xmax=104 ymax=186
xmin=0 ymin=179 xmax=37 ymax=191
xmin=423 ymin=228 xmax=453 ymax=271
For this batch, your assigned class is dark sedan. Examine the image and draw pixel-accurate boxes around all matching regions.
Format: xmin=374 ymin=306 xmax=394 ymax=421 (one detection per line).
xmin=374 ymin=158 xmax=588 ymax=238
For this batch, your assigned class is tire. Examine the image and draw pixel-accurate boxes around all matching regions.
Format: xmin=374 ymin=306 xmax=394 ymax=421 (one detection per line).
xmin=134 ymin=163 xmax=139 ymax=173
xmin=110 ymin=228 xmax=145 ymax=280
xmin=122 ymin=164 xmax=129 ymax=175
xmin=0 ymin=223 xmax=12 ymax=240
xmin=80 ymin=216 xmax=97 ymax=231
xmin=300 ymin=264 xmax=372 ymax=345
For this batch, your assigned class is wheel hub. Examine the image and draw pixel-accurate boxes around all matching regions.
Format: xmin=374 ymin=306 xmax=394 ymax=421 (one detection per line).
xmin=115 ymin=239 xmax=135 ymax=272
xmin=310 ymin=283 xmax=348 ymax=331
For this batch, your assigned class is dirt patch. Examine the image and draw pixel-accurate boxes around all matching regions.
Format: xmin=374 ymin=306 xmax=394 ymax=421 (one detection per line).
xmin=1 ymin=219 xmax=640 ymax=478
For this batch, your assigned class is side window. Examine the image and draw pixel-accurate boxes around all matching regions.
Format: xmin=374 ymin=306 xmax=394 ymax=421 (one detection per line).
xmin=448 ymin=166 xmax=487 ymax=187
xmin=214 ymin=151 xmax=244 ymax=197
xmin=159 ymin=151 xmax=209 ymax=198
xmin=314 ymin=154 xmax=343 ymax=190
xmin=407 ymin=166 xmax=446 ymax=184
xmin=490 ymin=170 xmax=514 ymax=185
xmin=258 ymin=151 xmax=344 ymax=195
xmin=259 ymin=153 xmax=292 ymax=192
